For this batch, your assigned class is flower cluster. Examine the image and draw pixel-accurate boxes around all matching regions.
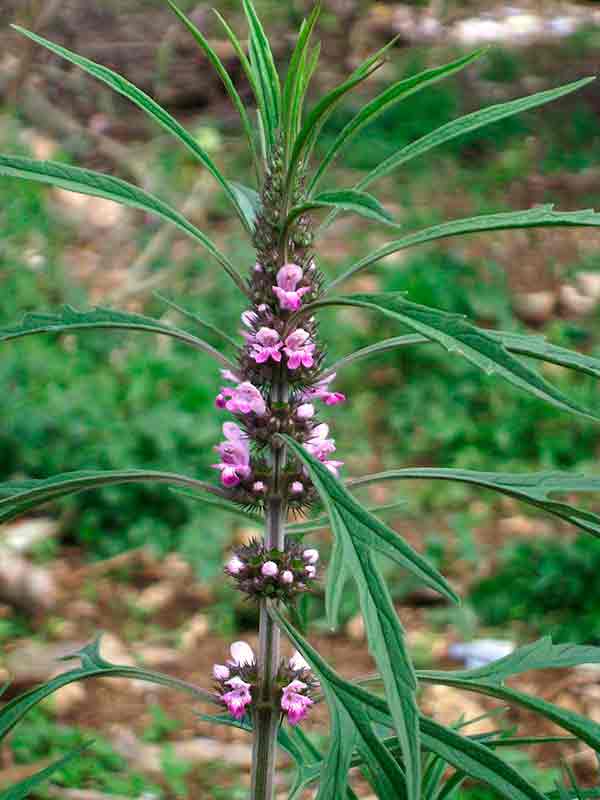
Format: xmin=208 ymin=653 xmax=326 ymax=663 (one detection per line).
xmin=213 ymin=642 xmax=317 ymax=726
xmin=210 ymin=259 xmax=346 ymax=491
xmin=225 ymin=542 xmax=319 ymax=601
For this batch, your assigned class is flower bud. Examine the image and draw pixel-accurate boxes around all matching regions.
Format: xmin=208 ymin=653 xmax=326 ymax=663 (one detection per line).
xmin=296 ymin=403 xmax=315 ymax=420
xmin=281 ymin=570 xmax=294 ymax=585
xmin=305 ymin=565 xmax=316 ymax=578
xmin=252 ymin=481 xmax=266 ymax=493
xmin=303 ymin=549 xmax=319 ymax=564
xmin=261 ymin=561 xmax=279 ymax=577
xmin=226 ymin=556 xmax=245 ymax=575
xmin=230 ymin=641 xmax=255 ymax=667
xmin=213 ymin=663 xmax=230 ymax=681
xmin=289 ymin=651 xmax=310 ymax=672
xmin=290 ymin=481 xmax=304 ymax=495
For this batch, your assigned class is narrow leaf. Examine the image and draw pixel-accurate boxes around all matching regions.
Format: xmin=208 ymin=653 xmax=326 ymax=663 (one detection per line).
xmin=324 ymin=328 xmax=600 ymax=389
xmin=286 ymin=189 xmax=396 ymax=231
xmin=11 ymin=25 xmax=247 ymax=226
xmin=229 ymin=181 xmax=262 ymax=232
xmin=154 ymin=292 xmax=240 ymax=350
xmin=0 ymin=637 xmax=217 ymax=741
xmin=281 ymin=435 xmax=458 ymax=604
xmin=164 ymin=0 xmax=260 ymax=179
xmin=283 ymin=5 xmax=321 ymax=148
xmin=285 ymin=501 xmax=406 ymax=537
xmin=0 ymin=155 xmax=246 ymax=292
xmin=172 ymin=488 xmax=263 ymax=524
xmin=0 ymin=748 xmax=90 ymax=800
xmin=242 ymin=0 xmax=281 ymax=151
xmin=271 ymin=608 xmax=409 ymax=799
xmin=347 ymin=468 xmax=600 ymax=538
xmin=0 ymin=305 xmax=236 ymax=370
xmin=311 ymin=293 xmax=599 ymax=420
xmin=330 ymin=205 xmax=600 ymax=290
xmin=309 ymin=49 xmax=486 ymax=194
xmin=0 ymin=469 xmax=222 ymax=525
xmin=358 ymin=77 xmax=595 ymax=190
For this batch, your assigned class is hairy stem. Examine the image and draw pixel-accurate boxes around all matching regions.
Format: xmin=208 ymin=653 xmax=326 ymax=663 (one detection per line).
xmin=251 ymin=379 xmax=288 ymax=800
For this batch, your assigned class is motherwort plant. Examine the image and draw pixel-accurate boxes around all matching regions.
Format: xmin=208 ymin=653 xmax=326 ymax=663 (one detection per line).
xmin=4 ymin=3 xmax=600 ymax=798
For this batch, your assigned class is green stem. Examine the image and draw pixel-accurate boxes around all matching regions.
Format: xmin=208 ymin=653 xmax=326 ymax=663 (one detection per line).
xmin=251 ymin=380 xmax=288 ymax=800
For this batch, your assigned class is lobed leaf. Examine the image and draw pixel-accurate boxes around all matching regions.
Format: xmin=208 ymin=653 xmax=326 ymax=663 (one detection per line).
xmin=0 ymin=748 xmax=90 ymax=800
xmin=11 ymin=25 xmax=248 ymax=227
xmin=309 ymin=49 xmax=486 ymax=194
xmin=0 ymin=305 xmax=236 ymax=370
xmin=0 ymin=469 xmax=222 ymax=525
xmin=273 ymin=611 xmax=547 ymax=800
xmin=329 ymin=205 xmax=600 ymax=290
xmin=311 ymin=293 xmax=599 ymax=420
xmin=283 ymin=436 xmax=457 ymax=800
xmin=0 ymin=637 xmax=217 ymax=742
xmin=281 ymin=435 xmax=458 ymax=607
xmin=324 ymin=328 xmax=600 ymax=388
xmin=347 ymin=468 xmax=600 ymax=538
xmin=0 ymin=155 xmax=246 ymax=292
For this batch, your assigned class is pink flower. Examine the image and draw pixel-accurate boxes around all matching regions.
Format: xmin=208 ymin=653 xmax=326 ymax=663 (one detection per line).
xmin=253 ymin=481 xmax=266 ymax=494
xmin=261 ymin=561 xmax=279 ymax=577
xmin=304 ymin=373 xmax=346 ymax=406
xmin=296 ymin=403 xmax=315 ymax=420
xmin=281 ymin=570 xmax=294 ymax=585
xmin=305 ymin=565 xmax=316 ymax=578
xmin=305 ymin=423 xmax=344 ymax=476
xmin=250 ymin=327 xmax=283 ymax=364
xmin=284 ymin=329 xmax=315 ymax=370
xmin=226 ymin=555 xmax=245 ymax=575
xmin=223 ymin=381 xmax=266 ymax=416
xmin=281 ymin=679 xmax=314 ymax=726
xmin=222 ymin=676 xmax=252 ymax=719
xmin=213 ymin=663 xmax=230 ymax=681
xmin=272 ymin=264 xmax=310 ymax=311
xmin=303 ymin=549 xmax=319 ymax=565
xmin=229 ymin=641 xmax=255 ymax=668
xmin=212 ymin=423 xmax=251 ymax=487
xmin=290 ymin=481 xmax=304 ymax=495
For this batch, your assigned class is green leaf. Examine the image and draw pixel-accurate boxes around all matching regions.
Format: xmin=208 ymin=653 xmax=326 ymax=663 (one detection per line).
xmin=242 ymin=0 xmax=281 ymax=152
xmin=271 ymin=608 xmax=409 ymax=800
xmin=311 ymin=293 xmax=599 ymax=421
xmin=11 ymin=25 xmax=248 ymax=227
xmin=0 ymin=155 xmax=246 ymax=292
xmin=347 ymin=468 xmax=600 ymax=538
xmin=417 ymin=668 xmax=600 ymax=756
xmin=172 ymin=488 xmax=263 ymax=524
xmin=229 ymin=181 xmax=262 ymax=232
xmin=0 ymin=305 xmax=236 ymax=370
xmin=288 ymin=60 xmax=382 ymax=191
xmin=285 ymin=501 xmax=406 ymax=537
xmin=330 ymin=204 xmax=600 ymax=290
xmin=0 ymin=748 xmax=89 ymax=800
xmin=357 ymin=77 xmax=594 ymax=191
xmin=0 ymin=637 xmax=217 ymax=742
xmin=324 ymin=327 xmax=600 ymax=388
xmin=309 ymin=49 xmax=486 ymax=194
xmin=0 ymin=469 xmax=220 ymax=525
xmin=286 ymin=189 xmax=396 ymax=231
xmin=282 ymin=5 xmax=321 ymax=150
xmin=164 ymin=0 xmax=260 ymax=180
xmin=434 ymin=637 xmax=600 ymax=685
xmin=274 ymin=611 xmax=547 ymax=800
xmin=315 ymin=697 xmax=358 ymax=800
xmin=282 ymin=438 xmax=457 ymax=800
xmin=154 ymin=292 xmax=240 ymax=350
xmin=281 ymin=435 xmax=458 ymax=607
